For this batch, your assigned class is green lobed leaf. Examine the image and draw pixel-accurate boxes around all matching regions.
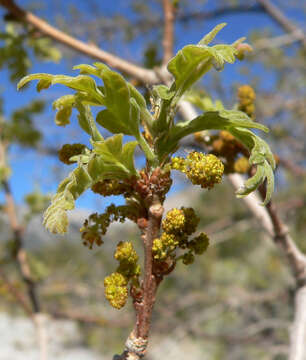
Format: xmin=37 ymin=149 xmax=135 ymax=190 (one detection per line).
xmin=94 ymin=63 xmax=140 ymax=136
xmin=153 ymin=85 xmax=175 ymax=100
xmin=18 ymin=73 xmax=104 ymax=104
xmin=156 ymin=109 xmax=268 ymax=157
xmin=167 ymin=40 xmax=237 ymax=103
xmin=18 ymin=73 xmax=105 ymax=130
xmin=198 ymin=23 xmax=227 ymax=46
xmin=75 ymin=100 xmax=103 ymax=141
xmin=153 ymin=24 xmax=238 ymax=139
xmin=156 ymin=109 xmax=275 ymax=204
xmin=230 ymin=127 xmax=275 ymax=205
xmin=93 ymin=134 xmax=138 ymax=176
xmin=75 ymin=62 xmax=152 ymax=131
xmin=53 ymin=95 xmax=75 ymax=126
xmin=43 ymin=135 xmax=139 ymax=234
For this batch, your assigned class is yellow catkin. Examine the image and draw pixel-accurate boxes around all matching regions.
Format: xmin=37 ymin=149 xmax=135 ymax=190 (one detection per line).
xmin=237 ymin=85 xmax=256 ymax=118
xmin=104 ymin=272 xmax=128 ymax=309
xmin=234 ymin=156 xmax=250 ymax=174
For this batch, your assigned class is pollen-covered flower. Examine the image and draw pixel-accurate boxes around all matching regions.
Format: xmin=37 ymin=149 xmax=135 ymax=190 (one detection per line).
xmin=115 ymin=241 xmax=140 ymax=278
xmin=115 ymin=241 xmax=138 ymax=264
xmin=153 ymin=233 xmax=179 ymax=260
xmin=170 ymin=157 xmax=186 ymax=172
xmin=162 ymin=207 xmax=200 ymax=236
xmin=234 ymin=156 xmax=250 ymax=174
xmin=162 ymin=208 xmax=186 ymax=234
xmin=104 ymin=272 xmax=128 ymax=309
xmin=185 ymin=152 xmax=224 ymax=189
xmin=237 ymin=85 xmax=256 ymax=118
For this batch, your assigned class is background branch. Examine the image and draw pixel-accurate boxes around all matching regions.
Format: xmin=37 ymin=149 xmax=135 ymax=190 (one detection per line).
xmin=0 ymin=0 xmax=158 ymax=84
xmin=256 ymin=0 xmax=306 ymax=48
xmin=162 ymin=0 xmax=175 ymax=65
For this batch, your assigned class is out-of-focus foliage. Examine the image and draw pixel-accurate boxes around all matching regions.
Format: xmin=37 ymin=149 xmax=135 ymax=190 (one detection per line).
xmin=0 ymin=22 xmax=61 ymax=81
xmin=2 ymin=100 xmax=44 ymax=147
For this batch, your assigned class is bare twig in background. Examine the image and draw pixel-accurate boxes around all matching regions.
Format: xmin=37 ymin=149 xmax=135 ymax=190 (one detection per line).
xmin=0 ymin=267 xmax=33 ymax=316
xmin=162 ymin=0 xmax=176 ymax=65
xmin=230 ymin=175 xmax=306 ymax=360
xmin=255 ymin=31 xmax=306 ymax=50
xmin=177 ymin=101 xmax=306 ymax=360
xmin=0 ymin=140 xmax=49 ymax=359
xmin=0 ymin=0 xmax=158 ymax=84
xmin=51 ymin=310 xmax=129 ymax=327
xmin=178 ymin=4 xmax=263 ymax=24
xmin=290 ymin=286 xmax=306 ymax=360
xmin=278 ymin=157 xmax=306 ymax=177
xmin=258 ymin=182 xmax=306 ymax=284
xmin=256 ymin=0 xmax=306 ymax=49
xmin=0 ymin=141 xmax=40 ymax=313
xmin=33 ymin=314 xmax=49 ymax=360
xmin=2 ymin=178 xmax=41 ymax=312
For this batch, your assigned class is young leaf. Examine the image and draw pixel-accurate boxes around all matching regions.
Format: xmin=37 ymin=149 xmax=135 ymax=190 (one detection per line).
xmin=93 ymin=134 xmax=138 ymax=176
xmin=43 ymin=165 xmax=92 ymax=234
xmin=75 ymin=100 xmax=103 ymax=141
xmin=153 ymin=85 xmax=175 ymax=101
xmin=18 ymin=73 xmax=105 ymax=130
xmin=75 ymin=62 xmax=153 ymax=131
xmin=157 ymin=109 xmax=268 ymax=157
xmin=198 ymin=23 xmax=227 ymax=46
xmin=43 ymin=136 xmax=138 ymax=234
xmin=230 ymin=127 xmax=275 ymax=205
xmin=92 ymin=63 xmax=143 ymax=137
xmin=53 ymin=95 xmax=75 ymax=126
xmin=18 ymin=73 xmax=104 ymax=105
xmin=167 ymin=36 xmax=237 ymax=102
xmin=153 ymin=24 xmax=237 ymax=138
xmin=156 ymin=109 xmax=275 ymax=204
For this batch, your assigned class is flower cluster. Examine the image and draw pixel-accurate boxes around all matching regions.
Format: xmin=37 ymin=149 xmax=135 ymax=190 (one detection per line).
xmin=171 ymin=152 xmax=224 ymax=189
xmin=80 ymin=204 xmax=137 ymax=249
xmin=193 ymin=86 xmax=258 ymax=175
xmin=195 ymin=130 xmax=250 ymax=175
xmin=237 ymin=85 xmax=256 ymax=119
xmin=104 ymin=241 xmax=140 ymax=309
xmin=104 ymin=272 xmax=128 ymax=310
xmin=58 ymin=143 xmax=86 ymax=165
xmin=153 ymin=207 xmax=209 ymax=265
xmin=234 ymin=156 xmax=250 ymax=174
xmin=91 ymin=179 xmax=133 ymax=197
xmin=115 ymin=241 xmax=140 ymax=278
xmin=162 ymin=207 xmax=199 ymax=236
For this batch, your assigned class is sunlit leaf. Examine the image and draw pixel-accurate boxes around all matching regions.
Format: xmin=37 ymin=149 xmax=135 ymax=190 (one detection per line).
xmin=18 ymin=73 xmax=104 ymax=104
xmin=157 ymin=109 xmax=275 ymax=204
xmin=93 ymin=134 xmax=138 ymax=176
xmin=198 ymin=23 xmax=227 ymax=46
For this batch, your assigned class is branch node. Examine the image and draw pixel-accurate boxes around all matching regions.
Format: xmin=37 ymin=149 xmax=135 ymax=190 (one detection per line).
xmin=125 ymin=331 xmax=148 ymax=358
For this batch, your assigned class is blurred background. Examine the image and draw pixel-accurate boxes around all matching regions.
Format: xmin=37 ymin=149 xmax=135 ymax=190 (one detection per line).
xmin=0 ymin=1 xmax=305 ymax=359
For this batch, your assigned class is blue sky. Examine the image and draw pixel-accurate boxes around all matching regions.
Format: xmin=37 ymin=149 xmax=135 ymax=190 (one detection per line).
xmin=0 ymin=1 xmax=304 ymax=212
